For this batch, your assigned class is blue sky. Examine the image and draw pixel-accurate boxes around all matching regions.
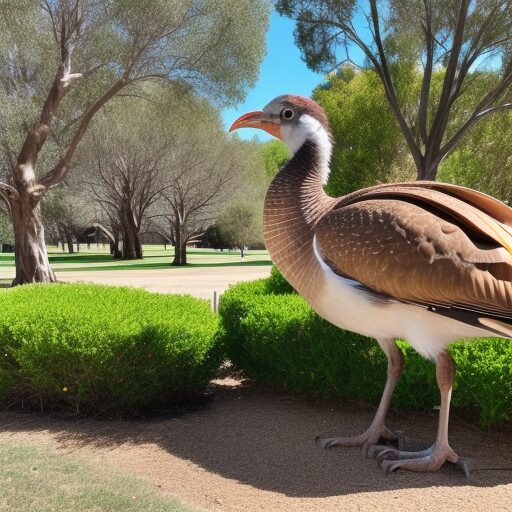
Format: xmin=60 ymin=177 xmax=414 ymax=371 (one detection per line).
xmin=222 ymin=12 xmax=326 ymax=142
xmin=223 ymin=10 xmax=367 ymax=142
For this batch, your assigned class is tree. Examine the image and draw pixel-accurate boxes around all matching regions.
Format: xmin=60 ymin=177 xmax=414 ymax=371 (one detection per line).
xmin=217 ymin=202 xmax=263 ymax=258
xmin=79 ymin=93 xmax=173 ymax=260
xmin=277 ymin=0 xmax=512 ymax=181
xmin=0 ymin=0 xmax=269 ymax=284
xmin=202 ymin=225 xmax=229 ymax=250
xmin=260 ymin=139 xmax=289 ymax=181
xmin=42 ymin=185 xmax=92 ymax=254
xmin=314 ymin=65 xmax=414 ymax=195
xmin=153 ymin=116 xmax=250 ymax=266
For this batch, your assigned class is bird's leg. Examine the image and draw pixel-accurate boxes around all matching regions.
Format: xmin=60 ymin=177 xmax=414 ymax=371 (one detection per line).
xmin=377 ymin=351 xmax=459 ymax=473
xmin=317 ymin=338 xmax=403 ymax=450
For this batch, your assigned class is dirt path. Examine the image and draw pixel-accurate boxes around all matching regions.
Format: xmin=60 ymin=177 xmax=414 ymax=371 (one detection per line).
xmin=1 ymin=380 xmax=511 ymax=512
xmin=56 ymin=266 xmax=271 ymax=299
xmin=0 ymin=264 xmax=271 ymax=300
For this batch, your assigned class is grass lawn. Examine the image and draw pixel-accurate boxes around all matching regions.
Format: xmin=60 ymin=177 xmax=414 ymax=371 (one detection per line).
xmin=0 ymin=245 xmax=272 ymax=273
xmin=0 ymin=443 xmax=194 ymax=512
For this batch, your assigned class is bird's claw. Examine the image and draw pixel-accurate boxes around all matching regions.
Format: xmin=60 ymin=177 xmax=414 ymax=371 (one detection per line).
xmin=376 ymin=444 xmax=460 ymax=474
xmin=316 ymin=426 xmax=398 ymax=450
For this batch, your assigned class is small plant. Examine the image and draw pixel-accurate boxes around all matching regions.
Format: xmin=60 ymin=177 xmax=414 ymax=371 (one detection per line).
xmin=0 ymin=283 xmax=221 ymax=416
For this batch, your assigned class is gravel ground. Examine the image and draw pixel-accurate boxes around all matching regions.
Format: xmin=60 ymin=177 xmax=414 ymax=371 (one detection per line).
xmin=1 ymin=380 xmax=511 ymax=512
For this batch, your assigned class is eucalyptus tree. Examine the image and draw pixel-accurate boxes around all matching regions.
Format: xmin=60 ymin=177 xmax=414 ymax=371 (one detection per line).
xmin=154 ymin=115 xmax=251 ymax=266
xmin=217 ymin=202 xmax=263 ymax=258
xmin=0 ymin=0 xmax=269 ymax=284
xmin=80 ymin=96 xmax=172 ymax=260
xmin=277 ymin=0 xmax=512 ymax=181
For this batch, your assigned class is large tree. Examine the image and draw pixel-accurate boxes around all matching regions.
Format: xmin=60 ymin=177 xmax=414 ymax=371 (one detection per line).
xmin=0 ymin=0 xmax=269 ymax=284
xmin=314 ymin=64 xmax=414 ymax=195
xmin=277 ymin=0 xmax=512 ymax=181
xmin=80 ymin=93 xmax=173 ymax=260
xmin=153 ymin=115 xmax=252 ymax=266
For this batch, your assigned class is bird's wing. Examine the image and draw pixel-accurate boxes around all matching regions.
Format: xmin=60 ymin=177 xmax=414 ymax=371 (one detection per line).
xmin=314 ymin=188 xmax=512 ymax=319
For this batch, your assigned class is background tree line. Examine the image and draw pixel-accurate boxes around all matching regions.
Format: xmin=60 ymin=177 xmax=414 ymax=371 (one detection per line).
xmin=0 ymin=0 xmax=270 ymax=283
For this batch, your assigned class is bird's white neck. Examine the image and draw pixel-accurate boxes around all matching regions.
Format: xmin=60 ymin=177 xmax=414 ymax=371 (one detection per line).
xmin=280 ymin=114 xmax=332 ymax=185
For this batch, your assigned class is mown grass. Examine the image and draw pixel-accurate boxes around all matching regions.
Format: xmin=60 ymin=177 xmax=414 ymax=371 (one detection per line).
xmin=0 ymin=442 xmax=194 ymax=512
xmin=0 ymin=246 xmax=272 ymax=271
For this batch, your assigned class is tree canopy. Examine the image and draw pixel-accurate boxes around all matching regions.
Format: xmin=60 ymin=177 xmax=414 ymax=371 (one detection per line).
xmin=316 ymin=63 xmax=512 ymax=201
xmin=314 ymin=65 xmax=413 ymax=195
xmin=277 ymin=0 xmax=512 ymax=180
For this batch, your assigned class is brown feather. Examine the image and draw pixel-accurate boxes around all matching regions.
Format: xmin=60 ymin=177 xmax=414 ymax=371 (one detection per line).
xmin=314 ymin=195 xmax=512 ymax=318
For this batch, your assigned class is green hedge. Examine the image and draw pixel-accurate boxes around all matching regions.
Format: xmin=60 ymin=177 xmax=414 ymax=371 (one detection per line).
xmin=0 ymin=283 xmax=221 ymax=416
xmin=219 ymin=273 xmax=512 ymax=427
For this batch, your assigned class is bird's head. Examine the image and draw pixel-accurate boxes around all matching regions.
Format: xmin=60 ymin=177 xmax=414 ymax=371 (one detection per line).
xmin=230 ymin=96 xmax=332 ymax=174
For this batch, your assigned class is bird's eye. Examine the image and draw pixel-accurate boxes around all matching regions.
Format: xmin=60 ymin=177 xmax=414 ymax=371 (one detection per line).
xmin=281 ymin=108 xmax=295 ymax=120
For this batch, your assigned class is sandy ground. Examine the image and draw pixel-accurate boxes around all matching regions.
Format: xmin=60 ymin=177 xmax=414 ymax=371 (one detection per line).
xmin=1 ymin=380 xmax=511 ymax=512
xmin=0 ymin=266 xmax=272 ymax=300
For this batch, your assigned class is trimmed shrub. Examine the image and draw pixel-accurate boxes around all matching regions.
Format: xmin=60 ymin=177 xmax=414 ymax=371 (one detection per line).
xmin=219 ymin=278 xmax=512 ymax=427
xmin=0 ymin=283 xmax=221 ymax=415
xmin=266 ymin=265 xmax=296 ymax=294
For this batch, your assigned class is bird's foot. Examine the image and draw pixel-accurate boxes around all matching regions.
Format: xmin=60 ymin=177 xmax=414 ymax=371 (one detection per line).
xmin=316 ymin=425 xmax=397 ymax=450
xmin=374 ymin=442 xmax=461 ymax=474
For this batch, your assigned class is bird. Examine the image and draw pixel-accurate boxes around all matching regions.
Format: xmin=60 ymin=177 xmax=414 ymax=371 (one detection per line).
xmin=229 ymin=95 xmax=512 ymax=474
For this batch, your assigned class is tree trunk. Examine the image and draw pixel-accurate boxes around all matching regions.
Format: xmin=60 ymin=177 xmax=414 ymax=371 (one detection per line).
xmin=134 ymin=234 xmax=142 ymax=259
xmin=66 ymin=235 xmax=74 ymax=254
xmin=110 ymin=240 xmax=122 ymax=259
xmin=11 ymin=198 xmax=56 ymax=286
xmin=120 ymin=205 xmax=142 ymax=259
xmin=417 ymin=154 xmax=440 ymax=181
xmin=172 ymin=229 xmax=187 ymax=265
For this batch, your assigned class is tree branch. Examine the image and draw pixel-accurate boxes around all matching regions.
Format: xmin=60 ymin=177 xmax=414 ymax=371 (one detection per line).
xmin=436 ymin=102 xmax=512 ymax=167
xmin=369 ymin=0 xmax=422 ymax=171
xmin=39 ymin=79 xmax=127 ymax=188
xmin=418 ymin=0 xmax=433 ymax=147
xmin=0 ymin=182 xmax=19 ymax=204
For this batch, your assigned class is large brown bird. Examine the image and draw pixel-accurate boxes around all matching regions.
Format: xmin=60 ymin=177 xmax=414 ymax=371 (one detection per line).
xmin=230 ymin=95 xmax=512 ymax=474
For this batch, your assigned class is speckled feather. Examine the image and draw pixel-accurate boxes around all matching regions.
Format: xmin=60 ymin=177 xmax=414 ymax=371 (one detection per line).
xmin=315 ymin=197 xmax=512 ymax=317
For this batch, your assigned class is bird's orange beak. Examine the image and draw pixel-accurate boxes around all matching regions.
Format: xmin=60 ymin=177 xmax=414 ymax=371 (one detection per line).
xmin=229 ymin=111 xmax=281 ymax=139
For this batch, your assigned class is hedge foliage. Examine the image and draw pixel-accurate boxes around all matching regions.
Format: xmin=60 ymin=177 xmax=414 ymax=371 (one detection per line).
xmin=0 ymin=283 xmax=221 ymax=416
xmin=219 ymin=270 xmax=512 ymax=427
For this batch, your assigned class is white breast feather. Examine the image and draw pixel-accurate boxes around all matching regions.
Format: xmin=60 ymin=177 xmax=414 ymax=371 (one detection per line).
xmin=310 ymin=236 xmax=494 ymax=360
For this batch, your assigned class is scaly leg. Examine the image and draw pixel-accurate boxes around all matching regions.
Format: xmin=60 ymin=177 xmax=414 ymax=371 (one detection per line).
xmin=376 ymin=351 xmax=459 ymax=473
xmin=317 ymin=338 xmax=403 ymax=450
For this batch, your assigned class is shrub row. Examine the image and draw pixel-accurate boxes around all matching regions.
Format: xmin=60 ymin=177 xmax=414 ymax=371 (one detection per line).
xmin=219 ymin=272 xmax=512 ymax=427
xmin=2 ymin=274 xmax=511 ymax=426
xmin=0 ymin=283 xmax=221 ymax=416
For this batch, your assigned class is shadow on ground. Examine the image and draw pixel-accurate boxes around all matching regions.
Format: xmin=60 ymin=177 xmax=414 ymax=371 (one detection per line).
xmin=1 ymin=382 xmax=511 ymax=499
